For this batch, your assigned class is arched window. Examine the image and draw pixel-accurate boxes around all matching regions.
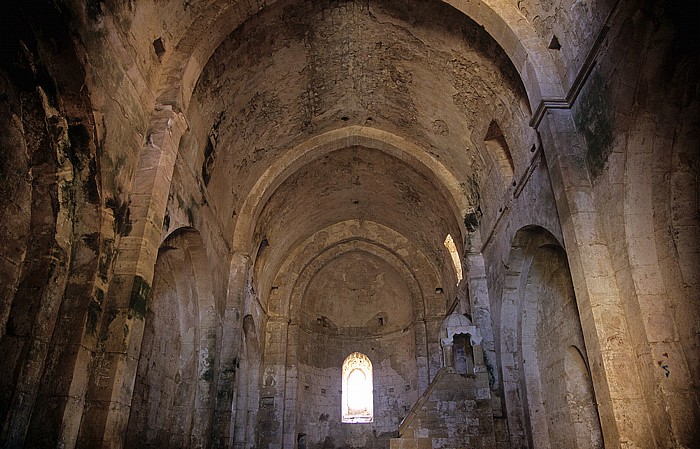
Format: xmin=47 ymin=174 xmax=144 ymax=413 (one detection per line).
xmin=342 ymin=352 xmax=373 ymax=423
xmin=444 ymin=234 xmax=463 ymax=284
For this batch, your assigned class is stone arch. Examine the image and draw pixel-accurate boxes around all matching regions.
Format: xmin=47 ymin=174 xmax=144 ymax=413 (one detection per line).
xmin=267 ymin=220 xmax=441 ymax=320
xmin=125 ymin=227 xmax=216 ymax=448
xmin=263 ymin=221 xmax=444 ymax=404
xmin=499 ymin=225 xmax=602 ymax=449
xmin=75 ymin=101 xmax=188 ymax=448
xmin=277 ymin=242 xmax=423 ymax=448
xmin=231 ymin=127 xmax=468 ymax=256
xmin=439 ymin=312 xmax=483 ymax=374
xmin=150 ymin=0 xmax=560 ymax=116
xmin=341 ymin=352 xmax=374 ymax=423
xmin=615 ymin=33 xmax=700 ymax=445
xmin=290 ymin=243 xmax=423 ymax=325
xmin=564 ymin=345 xmax=604 ymax=449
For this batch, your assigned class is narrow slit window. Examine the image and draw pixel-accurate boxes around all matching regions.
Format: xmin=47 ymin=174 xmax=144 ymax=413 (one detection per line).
xmin=342 ymin=352 xmax=373 ymax=423
xmin=444 ymin=234 xmax=463 ymax=284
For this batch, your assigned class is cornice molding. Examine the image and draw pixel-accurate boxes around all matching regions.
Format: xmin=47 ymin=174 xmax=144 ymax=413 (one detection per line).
xmin=529 ymin=25 xmax=610 ymax=129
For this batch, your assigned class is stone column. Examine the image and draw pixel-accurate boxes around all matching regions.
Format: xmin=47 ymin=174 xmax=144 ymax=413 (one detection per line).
xmin=414 ymin=321 xmax=430 ymax=392
xmin=212 ymin=253 xmax=250 ymax=448
xmin=464 ymin=231 xmax=497 ymax=389
xmin=425 ymin=317 xmax=443 ymax=383
xmin=75 ymin=105 xmax=187 ymax=449
xmin=256 ymin=317 xmax=290 ymax=449
xmin=0 ymin=102 xmax=74 ymax=449
xmin=232 ymin=350 xmax=249 ymax=449
xmin=538 ymin=108 xmax=655 ymax=446
xmin=282 ymin=322 xmax=300 ymax=449
xmin=440 ymin=338 xmax=454 ymax=369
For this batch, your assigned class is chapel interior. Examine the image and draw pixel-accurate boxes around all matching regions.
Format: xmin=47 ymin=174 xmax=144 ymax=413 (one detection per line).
xmin=0 ymin=0 xmax=698 ymax=448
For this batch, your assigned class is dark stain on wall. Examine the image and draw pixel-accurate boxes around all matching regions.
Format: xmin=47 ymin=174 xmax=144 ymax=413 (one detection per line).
xmin=86 ymin=0 xmax=106 ymax=22
xmin=574 ymin=72 xmax=614 ymax=180
xmin=202 ymin=137 xmax=216 ymax=186
xmin=129 ymin=275 xmax=151 ymax=319
xmin=106 ymin=196 xmax=132 ymax=236
xmin=86 ymin=298 xmax=102 ymax=334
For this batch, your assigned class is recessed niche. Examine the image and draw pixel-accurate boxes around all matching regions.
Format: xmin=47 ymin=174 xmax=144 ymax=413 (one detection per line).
xmin=548 ymin=35 xmax=562 ymax=50
xmin=153 ymin=37 xmax=166 ymax=60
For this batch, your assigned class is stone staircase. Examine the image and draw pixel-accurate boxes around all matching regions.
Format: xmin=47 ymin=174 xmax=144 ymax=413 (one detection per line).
xmin=389 ymin=368 xmax=499 ymax=449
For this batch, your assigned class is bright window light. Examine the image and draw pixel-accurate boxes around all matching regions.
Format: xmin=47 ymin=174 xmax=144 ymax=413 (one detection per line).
xmin=444 ymin=234 xmax=463 ymax=284
xmin=342 ymin=352 xmax=373 ymax=423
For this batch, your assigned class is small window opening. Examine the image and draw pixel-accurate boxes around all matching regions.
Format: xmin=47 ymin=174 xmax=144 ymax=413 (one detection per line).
xmin=443 ymin=234 xmax=463 ymax=284
xmin=548 ymin=35 xmax=562 ymax=50
xmin=153 ymin=37 xmax=166 ymax=60
xmin=484 ymin=120 xmax=514 ymax=186
xmin=342 ymin=352 xmax=373 ymax=423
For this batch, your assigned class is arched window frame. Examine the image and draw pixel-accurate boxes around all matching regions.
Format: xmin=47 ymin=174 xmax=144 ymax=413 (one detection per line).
xmin=444 ymin=234 xmax=463 ymax=284
xmin=341 ymin=352 xmax=373 ymax=423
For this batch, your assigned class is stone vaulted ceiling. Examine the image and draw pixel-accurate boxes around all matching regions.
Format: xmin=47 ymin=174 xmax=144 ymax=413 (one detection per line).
xmin=178 ymin=0 xmax=537 ymax=316
xmin=2 ymin=0 xmax=699 ymax=447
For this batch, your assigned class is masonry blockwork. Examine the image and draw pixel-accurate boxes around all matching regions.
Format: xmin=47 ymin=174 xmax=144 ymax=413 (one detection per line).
xmin=0 ymin=0 xmax=698 ymax=448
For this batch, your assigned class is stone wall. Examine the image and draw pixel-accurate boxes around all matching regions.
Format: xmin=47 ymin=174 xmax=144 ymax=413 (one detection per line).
xmin=0 ymin=0 xmax=698 ymax=448
xmin=523 ymin=244 xmax=602 ymax=448
xmin=567 ymin=1 xmax=700 ymax=445
xmin=296 ymin=328 xmax=418 ymax=449
xmin=391 ymin=369 xmax=496 ymax=449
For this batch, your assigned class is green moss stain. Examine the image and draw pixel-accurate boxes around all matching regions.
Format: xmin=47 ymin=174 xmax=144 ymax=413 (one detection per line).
xmin=574 ymin=72 xmax=614 ymax=180
xmin=128 ymin=275 xmax=150 ymax=319
xmin=201 ymin=368 xmax=214 ymax=382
